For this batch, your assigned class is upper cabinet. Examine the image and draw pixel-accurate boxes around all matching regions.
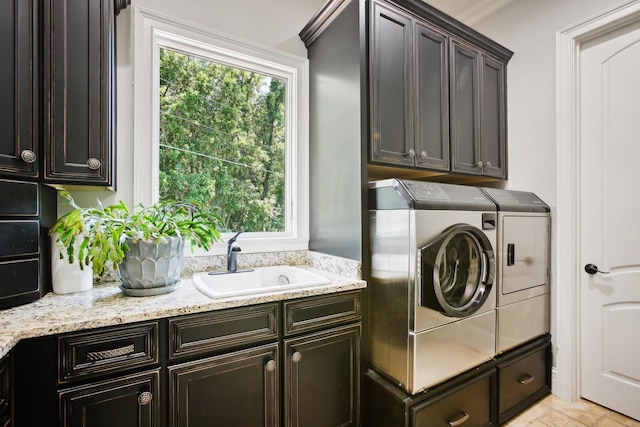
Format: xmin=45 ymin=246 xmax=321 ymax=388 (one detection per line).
xmin=0 ymin=0 xmax=39 ymax=179
xmin=301 ymin=0 xmax=513 ymax=182
xmin=0 ymin=0 xmax=129 ymax=186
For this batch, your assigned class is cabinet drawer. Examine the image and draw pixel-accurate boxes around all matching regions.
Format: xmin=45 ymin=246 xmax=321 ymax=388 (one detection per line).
xmin=411 ymin=369 xmax=496 ymax=427
xmin=0 ymin=259 xmax=39 ymax=301
xmin=283 ymin=290 xmax=361 ymax=336
xmin=0 ymin=181 xmax=38 ymax=216
xmin=59 ymin=322 xmax=159 ymax=383
xmin=497 ymin=339 xmax=550 ymax=423
xmin=169 ymin=303 xmax=279 ymax=361
xmin=0 ymin=221 xmax=39 ymax=258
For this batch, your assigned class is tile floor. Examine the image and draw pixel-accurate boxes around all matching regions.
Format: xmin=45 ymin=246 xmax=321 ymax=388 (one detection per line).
xmin=505 ymin=394 xmax=640 ymax=427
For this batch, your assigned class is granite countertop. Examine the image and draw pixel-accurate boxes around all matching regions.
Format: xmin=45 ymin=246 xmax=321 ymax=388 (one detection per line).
xmin=0 ymin=252 xmax=366 ymax=360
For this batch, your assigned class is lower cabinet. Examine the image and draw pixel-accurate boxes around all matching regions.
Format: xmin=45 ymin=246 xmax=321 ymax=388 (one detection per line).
xmin=364 ymin=334 xmax=551 ymax=427
xmin=12 ymin=289 xmax=362 ymax=427
xmin=284 ymin=324 xmax=361 ymax=427
xmin=0 ymin=355 xmax=10 ymax=427
xmin=168 ymin=343 xmax=279 ymax=427
xmin=59 ymin=370 xmax=161 ymax=427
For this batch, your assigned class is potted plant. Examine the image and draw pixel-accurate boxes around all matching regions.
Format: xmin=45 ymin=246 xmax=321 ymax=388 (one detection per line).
xmin=50 ymin=191 xmax=222 ymax=296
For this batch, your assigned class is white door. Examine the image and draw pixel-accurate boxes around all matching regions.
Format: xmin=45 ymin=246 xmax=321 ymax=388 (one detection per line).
xmin=579 ymin=18 xmax=640 ymax=421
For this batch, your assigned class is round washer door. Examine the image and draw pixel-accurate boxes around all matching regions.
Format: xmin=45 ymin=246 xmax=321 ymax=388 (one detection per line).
xmin=419 ymin=224 xmax=495 ymax=317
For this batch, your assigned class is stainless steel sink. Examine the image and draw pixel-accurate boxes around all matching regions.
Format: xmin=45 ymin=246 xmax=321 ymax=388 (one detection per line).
xmin=192 ymin=265 xmax=331 ymax=298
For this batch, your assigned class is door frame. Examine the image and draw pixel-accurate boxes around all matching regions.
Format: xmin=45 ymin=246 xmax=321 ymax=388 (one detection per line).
xmin=555 ymin=0 xmax=640 ymax=402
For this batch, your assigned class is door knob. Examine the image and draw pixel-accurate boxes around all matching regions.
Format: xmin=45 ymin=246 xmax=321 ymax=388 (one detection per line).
xmin=584 ymin=264 xmax=609 ymax=275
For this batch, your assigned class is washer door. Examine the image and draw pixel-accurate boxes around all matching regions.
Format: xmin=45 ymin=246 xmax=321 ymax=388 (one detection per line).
xmin=419 ymin=224 xmax=495 ymax=317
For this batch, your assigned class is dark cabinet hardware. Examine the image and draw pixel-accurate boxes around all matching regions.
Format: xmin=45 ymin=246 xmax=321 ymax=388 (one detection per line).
xmin=508 ymin=243 xmax=515 ymax=266
xmin=86 ymin=344 xmax=136 ymax=361
xmin=518 ymin=374 xmax=534 ymax=385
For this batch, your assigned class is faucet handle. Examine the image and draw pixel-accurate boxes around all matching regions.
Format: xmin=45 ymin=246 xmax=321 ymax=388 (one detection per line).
xmin=227 ymin=231 xmax=244 ymax=245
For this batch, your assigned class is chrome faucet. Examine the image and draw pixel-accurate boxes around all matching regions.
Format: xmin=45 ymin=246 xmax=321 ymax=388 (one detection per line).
xmin=227 ymin=231 xmax=243 ymax=272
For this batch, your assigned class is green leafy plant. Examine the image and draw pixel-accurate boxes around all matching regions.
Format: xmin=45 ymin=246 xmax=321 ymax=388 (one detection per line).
xmin=50 ymin=191 xmax=223 ymax=275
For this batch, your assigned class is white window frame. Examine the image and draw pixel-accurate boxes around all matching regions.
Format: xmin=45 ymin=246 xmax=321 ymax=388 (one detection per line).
xmin=133 ymin=7 xmax=309 ymax=255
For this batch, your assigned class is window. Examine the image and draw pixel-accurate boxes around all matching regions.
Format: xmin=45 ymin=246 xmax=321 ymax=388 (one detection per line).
xmin=133 ymin=8 xmax=309 ymax=254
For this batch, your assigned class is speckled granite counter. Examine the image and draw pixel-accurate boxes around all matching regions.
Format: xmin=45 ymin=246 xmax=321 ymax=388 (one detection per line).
xmin=0 ymin=251 xmax=366 ymax=360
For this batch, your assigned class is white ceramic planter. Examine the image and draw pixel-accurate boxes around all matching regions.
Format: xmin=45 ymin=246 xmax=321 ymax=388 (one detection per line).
xmin=50 ymin=234 xmax=93 ymax=294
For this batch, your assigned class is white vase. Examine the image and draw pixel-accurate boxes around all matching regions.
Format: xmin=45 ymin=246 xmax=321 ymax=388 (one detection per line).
xmin=51 ymin=234 xmax=93 ymax=294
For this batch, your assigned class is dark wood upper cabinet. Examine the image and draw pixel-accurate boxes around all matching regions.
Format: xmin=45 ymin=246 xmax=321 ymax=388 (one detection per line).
xmin=0 ymin=0 xmax=39 ymax=179
xmin=0 ymin=0 xmax=127 ymax=186
xmin=371 ymin=2 xmax=413 ymax=167
xmin=42 ymin=0 xmax=116 ymax=185
xmin=302 ymin=0 xmax=512 ymax=182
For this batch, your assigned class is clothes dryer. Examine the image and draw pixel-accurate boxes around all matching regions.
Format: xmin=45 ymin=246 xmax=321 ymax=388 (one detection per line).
xmin=480 ymin=188 xmax=551 ymax=353
xmin=369 ymin=179 xmax=497 ymax=394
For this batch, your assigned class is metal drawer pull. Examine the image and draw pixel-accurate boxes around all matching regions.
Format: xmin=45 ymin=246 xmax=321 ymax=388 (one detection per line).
xmin=292 ymin=351 xmax=302 ymax=363
xmin=265 ymin=359 xmax=276 ymax=372
xmin=138 ymin=391 xmax=153 ymax=406
xmin=519 ymin=374 xmax=535 ymax=385
xmin=447 ymin=412 xmax=469 ymax=427
xmin=87 ymin=344 xmax=135 ymax=361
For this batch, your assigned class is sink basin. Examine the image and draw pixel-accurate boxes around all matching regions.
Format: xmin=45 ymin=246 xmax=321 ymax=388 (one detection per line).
xmin=192 ymin=265 xmax=331 ymax=298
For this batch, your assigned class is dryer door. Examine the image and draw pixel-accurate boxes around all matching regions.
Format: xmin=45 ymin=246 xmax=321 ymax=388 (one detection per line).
xmin=419 ymin=224 xmax=495 ymax=317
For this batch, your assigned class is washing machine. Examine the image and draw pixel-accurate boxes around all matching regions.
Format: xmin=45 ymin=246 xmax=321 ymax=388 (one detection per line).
xmin=368 ymin=179 xmax=497 ymax=394
xmin=480 ymin=187 xmax=551 ymax=353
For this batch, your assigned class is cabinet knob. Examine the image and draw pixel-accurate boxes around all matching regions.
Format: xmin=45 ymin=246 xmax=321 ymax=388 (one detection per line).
xmin=265 ymin=359 xmax=276 ymax=372
xmin=476 ymin=161 xmax=484 ymax=168
xmin=485 ymin=161 xmax=492 ymax=168
xmin=407 ymin=149 xmax=416 ymax=158
xmin=138 ymin=391 xmax=153 ymax=406
xmin=420 ymin=151 xmax=428 ymax=159
xmin=291 ymin=351 xmax=302 ymax=363
xmin=86 ymin=157 xmax=101 ymax=170
xmin=20 ymin=150 xmax=37 ymax=164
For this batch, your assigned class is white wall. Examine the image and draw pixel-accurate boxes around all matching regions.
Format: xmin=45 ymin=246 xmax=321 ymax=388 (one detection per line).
xmin=64 ymin=0 xmax=325 ymax=211
xmin=459 ymin=0 xmax=623 ymax=382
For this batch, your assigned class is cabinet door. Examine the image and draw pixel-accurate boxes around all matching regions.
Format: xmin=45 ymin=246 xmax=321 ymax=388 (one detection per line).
xmin=284 ymin=324 xmax=361 ymax=427
xmin=480 ymin=55 xmax=507 ymax=179
xmin=59 ymin=369 xmax=160 ymax=427
xmin=0 ymin=355 xmax=10 ymax=427
xmin=43 ymin=0 xmax=114 ymax=185
xmin=450 ymin=40 xmax=481 ymax=176
xmin=169 ymin=343 xmax=279 ymax=427
xmin=0 ymin=0 xmax=39 ymax=179
xmin=370 ymin=1 xmax=414 ymax=166
xmin=415 ymin=23 xmax=449 ymax=171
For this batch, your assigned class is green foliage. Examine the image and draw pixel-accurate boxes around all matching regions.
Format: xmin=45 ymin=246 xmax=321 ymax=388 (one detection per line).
xmin=50 ymin=191 xmax=223 ymax=276
xmin=159 ymin=48 xmax=286 ymax=233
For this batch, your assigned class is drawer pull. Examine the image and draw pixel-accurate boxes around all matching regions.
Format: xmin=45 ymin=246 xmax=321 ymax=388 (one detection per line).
xmin=447 ymin=412 xmax=469 ymax=427
xmin=519 ymin=374 xmax=535 ymax=385
xmin=265 ymin=359 xmax=276 ymax=372
xmin=138 ymin=391 xmax=153 ymax=406
xmin=87 ymin=344 xmax=135 ymax=362
xmin=292 ymin=351 xmax=302 ymax=363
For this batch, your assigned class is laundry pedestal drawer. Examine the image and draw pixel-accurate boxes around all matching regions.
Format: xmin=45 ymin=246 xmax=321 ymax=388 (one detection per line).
xmin=496 ymin=334 xmax=551 ymax=425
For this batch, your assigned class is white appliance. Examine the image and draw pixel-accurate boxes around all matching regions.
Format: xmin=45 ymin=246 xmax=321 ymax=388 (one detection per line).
xmin=480 ymin=187 xmax=551 ymax=353
xmin=369 ymin=179 xmax=497 ymax=394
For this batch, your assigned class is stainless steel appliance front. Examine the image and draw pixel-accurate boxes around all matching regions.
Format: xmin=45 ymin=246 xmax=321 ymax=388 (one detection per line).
xmin=369 ymin=179 xmax=497 ymax=394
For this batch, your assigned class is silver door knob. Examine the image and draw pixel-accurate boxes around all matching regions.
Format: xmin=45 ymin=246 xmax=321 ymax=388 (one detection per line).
xmin=486 ymin=161 xmax=492 ymax=167
xmin=87 ymin=158 xmax=101 ymax=170
xmin=20 ymin=150 xmax=37 ymax=163
xmin=138 ymin=391 xmax=153 ymax=406
xmin=407 ymin=149 xmax=416 ymax=158
xmin=476 ymin=161 xmax=484 ymax=168
xmin=420 ymin=151 xmax=428 ymax=159
xmin=291 ymin=351 xmax=302 ymax=363
xmin=265 ymin=359 xmax=276 ymax=372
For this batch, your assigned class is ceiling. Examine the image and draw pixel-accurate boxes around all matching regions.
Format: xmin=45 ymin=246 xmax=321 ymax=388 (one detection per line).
xmin=423 ymin=0 xmax=516 ymax=25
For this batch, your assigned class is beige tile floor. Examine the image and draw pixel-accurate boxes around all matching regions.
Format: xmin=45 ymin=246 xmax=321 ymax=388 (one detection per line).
xmin=505 ymin=394 xmax=640 ymax=427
